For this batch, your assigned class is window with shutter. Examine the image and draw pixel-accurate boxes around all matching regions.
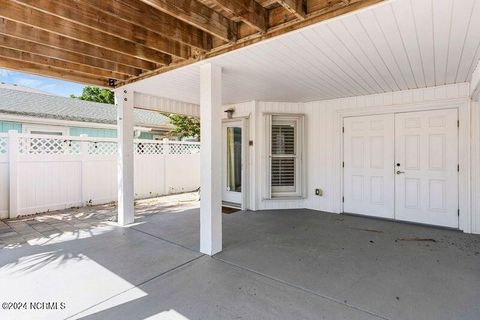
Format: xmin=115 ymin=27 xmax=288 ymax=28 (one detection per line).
xmin=266 ymin=114 xmax=304 ymax=198
xmin=271 ymin=121 xmax=296 ymax=193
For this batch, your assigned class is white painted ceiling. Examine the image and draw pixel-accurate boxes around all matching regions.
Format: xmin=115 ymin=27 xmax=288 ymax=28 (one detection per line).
xmin=131 ymin=0 xmax=480 ymax=105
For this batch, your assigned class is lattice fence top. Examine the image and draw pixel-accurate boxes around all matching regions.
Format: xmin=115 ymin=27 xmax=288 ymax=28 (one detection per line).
xmin=18 ymin=137 xmax=81 ymax=155
xmin=134 ymin=142 xmax=200 ymax=155
xmin=0 ymin=137 xmax=7 ymax=155
xmin=168 ymin=143 xmax=200 ymax=154
xmin=135 ymin=142 xmax=164 ymax=155
xmin=89 ymin=142 xmax=117 ymax=156
xmin=12 ymin=134 xmax=200 ymax=156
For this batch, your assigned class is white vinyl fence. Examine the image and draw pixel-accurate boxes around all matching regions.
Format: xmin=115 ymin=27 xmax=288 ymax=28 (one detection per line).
xmin=0 ymin=131 xmax=200 ymax=219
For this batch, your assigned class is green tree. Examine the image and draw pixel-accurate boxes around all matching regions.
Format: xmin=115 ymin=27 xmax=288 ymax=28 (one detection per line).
xmin=71 ymin=86 xmax=114 ymax=104
xmin=167 ymin=114 xmax=200 ymax=140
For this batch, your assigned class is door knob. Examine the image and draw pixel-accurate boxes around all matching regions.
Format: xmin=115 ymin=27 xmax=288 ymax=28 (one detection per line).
xmin=396 ymin=170 xmax=405 ymax=174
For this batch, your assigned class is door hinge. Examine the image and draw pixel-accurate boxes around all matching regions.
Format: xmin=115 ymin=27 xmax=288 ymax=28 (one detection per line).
xmin=342 ymin=196 xmax=344 ymax=203
xmin=342 ymin=161 xmax=344 ymax=168
xmin=342 ymin=126 xmax=344 ymax=133
xmin=458 ymin=209 xmax=460 ymax=216
xmin=457 ymin=164 xmax=460 ymax=172
xmin=457 ymin=120 xmax=460 ymax=128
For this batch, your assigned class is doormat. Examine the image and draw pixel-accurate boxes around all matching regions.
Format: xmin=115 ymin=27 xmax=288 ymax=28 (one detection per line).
xmin=222 ymin=206 xmax=240 ymax=214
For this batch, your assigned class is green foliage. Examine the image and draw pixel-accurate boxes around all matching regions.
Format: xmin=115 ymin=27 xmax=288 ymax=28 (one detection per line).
xmin=71 ymin=86 xmax=114 ymax=104
xmin=167 ymin=114 xmax=200 ymax=140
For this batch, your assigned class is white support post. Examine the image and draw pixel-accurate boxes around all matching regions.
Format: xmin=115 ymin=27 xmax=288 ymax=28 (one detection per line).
xmin=8 ymin=130 xmax=18 ymax=219
xmin=79 ymin=134 xmax=89 ymax=206
xmin=200 ymin=63 xmax=223 ymax=255
xmin=117 ymin=88 xmax=135 ymax=226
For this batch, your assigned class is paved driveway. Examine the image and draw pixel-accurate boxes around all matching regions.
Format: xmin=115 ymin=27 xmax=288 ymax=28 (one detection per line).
xmin=0 ymin=195 xmax=479 ymax=320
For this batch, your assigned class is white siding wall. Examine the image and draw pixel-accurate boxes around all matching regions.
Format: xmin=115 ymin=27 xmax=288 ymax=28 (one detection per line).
xmin=471 ymin=101 xmax=480 ymax=233
xmin=231 ymin=83 xmax=480 ymax=233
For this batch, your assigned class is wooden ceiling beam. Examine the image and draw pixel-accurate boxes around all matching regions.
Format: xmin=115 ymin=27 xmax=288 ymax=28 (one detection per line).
xmin=277 ymin=0 xmax=306 ymax=19
xmin=0 ymin=46 xmax=129 ymax=80
xmin=256 ymin=0 xmax=278 ymax=7
xmin=0 ymin=0 xmax=172 ymax=65
xmin=75 ymin=0 xmax=213 ymax=52
xmin=202 ymin=0 xmax=267 ymax=32
xmin=13 ymin=0 xmax=192 ymax=59
xmin=0 ymin=18 xmax=156 ymax=71
xmin=0 ymin=34 xmax=141 ymax=77
xmin=138 ymin=0 xmax=237 ymax=42
xmin=0 ymin=56 xmax=109 ymax=87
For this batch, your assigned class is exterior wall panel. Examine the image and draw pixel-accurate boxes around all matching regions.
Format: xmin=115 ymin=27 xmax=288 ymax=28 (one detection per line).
xmin=0 ymin=121 xmax=21 ymax=133
xmin=241 ymin=83 xmax=479 ymax=233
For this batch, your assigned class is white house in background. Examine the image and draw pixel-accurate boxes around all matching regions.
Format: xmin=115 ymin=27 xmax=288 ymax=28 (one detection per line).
xmin=0 ymin=83 xmax=174 ymax=139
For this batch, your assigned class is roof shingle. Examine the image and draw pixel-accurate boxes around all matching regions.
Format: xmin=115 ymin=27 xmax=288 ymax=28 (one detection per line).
xmin=0 ymin=87 xmax=170 ymax=128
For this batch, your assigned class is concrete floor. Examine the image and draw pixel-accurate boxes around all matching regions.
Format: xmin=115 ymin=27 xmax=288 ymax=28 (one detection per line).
xmin=0 ymin=200 xmax=479 ymax=320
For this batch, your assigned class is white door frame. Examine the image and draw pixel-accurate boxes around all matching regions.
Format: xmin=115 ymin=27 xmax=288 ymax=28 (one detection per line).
xmin=336 ymin=98 xmax=471 ymax=232
xmin=222 ymin=117 xmax=249 ymax=210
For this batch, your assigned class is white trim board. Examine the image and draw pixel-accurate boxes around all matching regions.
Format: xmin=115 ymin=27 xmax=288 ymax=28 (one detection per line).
xmin=0 ymin=114 xmax=164 ymax=132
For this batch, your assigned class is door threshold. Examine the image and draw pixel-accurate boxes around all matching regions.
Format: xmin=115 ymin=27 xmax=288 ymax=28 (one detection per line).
xmin=341 ymin=212 xmax=460 ymax=232
xmin=222 ymin=201 xmax=241 ymax=209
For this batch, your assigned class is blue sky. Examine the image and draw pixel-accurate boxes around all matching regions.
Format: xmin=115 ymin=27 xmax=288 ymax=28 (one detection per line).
xmin=0 ymin=68 xmax=85 ymax=97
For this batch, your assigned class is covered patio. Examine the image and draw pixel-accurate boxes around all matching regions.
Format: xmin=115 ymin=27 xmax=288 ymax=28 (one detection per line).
xmin=1 ymin=0 xmax=480 ymax=318
xmin=1 ymin=200 xmax=479 ymax=319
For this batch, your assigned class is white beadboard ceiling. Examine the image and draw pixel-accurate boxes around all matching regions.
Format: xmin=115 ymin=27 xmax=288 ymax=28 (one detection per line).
xmin=131 ymin=0 xmax=480 ymax=105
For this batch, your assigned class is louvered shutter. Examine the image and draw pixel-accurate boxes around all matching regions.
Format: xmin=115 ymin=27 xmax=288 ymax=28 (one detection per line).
xmin=271 ymin=120 xmax=297 ymax=193
xmin=271 ymin=123 xmax=296 ymax=189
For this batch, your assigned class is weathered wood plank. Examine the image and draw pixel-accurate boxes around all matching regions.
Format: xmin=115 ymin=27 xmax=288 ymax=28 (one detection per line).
xmin=0 ymin=56 xmax=109 ymax=86
xmin=13 ymin=0 xmax=192 ymax=58
xmin=0 ymin=0 xmax=172 ymax=64
xmin=138 ymin=0 xmax=237 ymax=42
xmin=0 ymin=18 xmax=156 ymax=71
xmin=277 ymin=0 xmax=306 ymax=19
xmin=199 ymin=0 xmax=267 ymax=32
xmin=0 ymin=46 xmax=129 ymax=80
xmin=0 ymin=34 xmax=141 ymax=76
xmin=76 ymin=0 xmax=213 ymax=52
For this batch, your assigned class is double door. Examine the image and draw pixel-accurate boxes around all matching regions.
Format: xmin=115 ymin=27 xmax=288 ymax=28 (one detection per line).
xmin=343 ymin=109 xmax=458 ymax=228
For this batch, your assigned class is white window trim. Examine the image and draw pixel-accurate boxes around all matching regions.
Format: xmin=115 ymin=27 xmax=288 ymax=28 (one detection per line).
xmin=264 ymin=113 xmax=305 ymax=199
xmin=23 ymin=124 xmax=68 ymax=136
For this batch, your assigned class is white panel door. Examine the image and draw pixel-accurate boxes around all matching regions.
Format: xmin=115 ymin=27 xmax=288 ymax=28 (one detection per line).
xmin=343 ymin=114 xmax=395 ymax=218
xmin=395 ymin=109 xmax=458 ymax=228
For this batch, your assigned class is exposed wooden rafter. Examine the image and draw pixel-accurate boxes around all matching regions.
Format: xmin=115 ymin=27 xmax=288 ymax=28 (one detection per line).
xmin=75 ymin=0 xmax=213 ymax=52
xmin=0 ymin=56 xmax=109 ymax=86
xmin=0 ymin=34 xmax=141 ymax=77
xmin=138 ymin=0 xmax=237 ymax=42
xmin=277 ymin=0 xmax=306 ymax=19
xmin=0 ymin=0 xmax=383 ymax=87
xmin=0 ymin=46 xmax=129 ymax=80
xmin=1 ymin=0 xmax=173 ymax=64
xmin=0 ymin=18 xmax=156 ymax=71
xmin=12 ymin=0 xmax=193 ymax=59
xmin=198 ymin=0 xmax=268 ymax=32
